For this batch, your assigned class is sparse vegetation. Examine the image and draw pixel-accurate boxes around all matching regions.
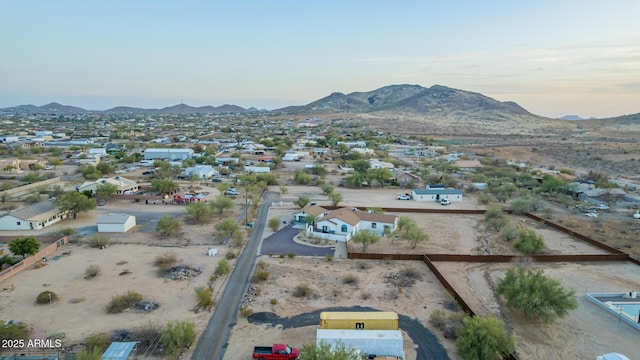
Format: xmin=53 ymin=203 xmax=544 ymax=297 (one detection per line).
xmin=153 ymin=252 xmax=178 ymax=275
xmin=342 ymin=274 xmax=359 ymax=285
xmin=214 ymin=259 xmax=231 ymax=276
xmin=195 ymin=286 xmax=214 ymax=309
xmin=84 ymin=264 xmax=101 ymax=279
xmin=160 ymin=321 xmax=196 ymax=355
xmin=293 ymin=283 xmax=313 ymax=298
xmin=251 ymin=270 xmax=269 ymax=283
xmin=106 ymin=291 xmax=143 ymax=314
xmin=513 ymin=228 xmax=545 ymax=254
xmin=36 ymin=290 xmax=59 ymax=304
xmin=456 ymin=316 xmax=515 ymax=360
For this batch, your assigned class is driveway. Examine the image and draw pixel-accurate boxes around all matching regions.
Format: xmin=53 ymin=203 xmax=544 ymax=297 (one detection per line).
xmin=259 ymin=223 xmax=335 ymax=257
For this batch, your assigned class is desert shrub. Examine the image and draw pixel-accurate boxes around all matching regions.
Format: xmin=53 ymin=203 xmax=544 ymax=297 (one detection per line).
xmin=256 ymin=260 xmax=267 ymax=269
xmin=36 ymin=290 xmax=59 ymax=304
xmin=456 ymin=316 xmax=515 ymax=359
xmin=195 ymin=286 xmax=214 ymax=309
xmin=287 ymin=252 xmax=296 ymax=258
xmin=240 ymin=307 xmax=253 ymax=317
xmin=214 ymin=259 xmax=231 ymax=276
xmin=443 ymin=312 xmax=467 ymax=339
xmin=0 ymin=254 xmax=20 ymax=267
xmin=83 ymin=332 xmax=111 ymax=353
xmin=84 ymin=264 xmax=101 ymax=279
xmin=225 ymin=251 xmax=237 ymax=260
xmin=499 ymin=224 xmax=519 ymax=242
xmin=293 ymin=283 xmax=313 ymax=298
xmin=60 ymin=228 xmax=77 ymax=237
xmin=270 ymin=298 xmax=278 ymax=305
xmin=513 ymin=228 xmax=545 ymax=254
xmin=400 ymin=266 xmax=422 ymax=280
xmin=118 ymin=269 xmax=131 ymax=276
xmin=251 ymin=270 xmax=269 ymax=283
xmin=116 ymin=260 xmax=128 ymax=265
xmin=106 ymin=291 xmax=143 ymax=314
xmin=342 ymin=274 xmax=359 ymax=285
xmin=154 ymin=252 xmax=178 ymax=269
xmin=360 ymin=292 xmax=371 ymax=300
xmin=76 ymin=346 xmax=103 ymax=360
xmin=87 ymin=235 xmax=110 ymax=248
xmin=429 ymin=310 xmax=447 ymax=331
xmin=325 ymin=254 xmax=333 ymax=262
xmin=0 ymin=321 xmax=30 ymax=340
xmin=160 ymin=321 xmax=195 ymax=355
xmin=130 ymin=324 xmax=162 ymax=353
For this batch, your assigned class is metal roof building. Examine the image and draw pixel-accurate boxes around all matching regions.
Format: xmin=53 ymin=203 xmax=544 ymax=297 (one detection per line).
xmin=102 ymin=342 xmax=138 ymax=360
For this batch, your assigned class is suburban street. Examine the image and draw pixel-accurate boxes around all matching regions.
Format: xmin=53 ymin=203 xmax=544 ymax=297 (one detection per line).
xmin=190 ymin=191 xmax=279 ymax=360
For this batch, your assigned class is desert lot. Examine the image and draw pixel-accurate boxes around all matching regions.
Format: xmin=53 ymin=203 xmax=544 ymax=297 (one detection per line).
xmin=0 ymin=186 xmax=639 ymax=359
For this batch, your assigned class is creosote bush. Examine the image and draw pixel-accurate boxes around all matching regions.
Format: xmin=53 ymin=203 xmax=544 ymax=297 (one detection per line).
xmin=250 ymin=270 xmax=269 ymax=283
xmin=240 ymin=307 xmax=253 ymax=317
xmin=214 ymin=259 xmax=231 ymax=276
xmin=195 ymin=286 xmax=214 ymax=309
xmin=106 ymin=291 xmax=143 ymax=314
xmin=225 ymin=251 xmax=237 ymax=260
xmin=342 ymin=274 xmax=359 ymax=285
xmin=84 ymin=264 xmax=101 ymax=279
xmin=154 ymin=252 xmax=178 ymax=269
xmin=293 ymin=283 xmax=313 ymax=298
xmin=87 ymin=235 xmax=110 ymax=248
xmin=36 ymin=290 xmax=59 ymax=304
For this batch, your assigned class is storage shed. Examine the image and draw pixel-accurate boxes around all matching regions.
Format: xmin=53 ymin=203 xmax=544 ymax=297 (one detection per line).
xmin=316 ymin=329 xmax=404 ymax=358
xmin=97 ymin=213 xmax=136 ymax=233
xmin=320 ymin=311 xmax=399 ymax=330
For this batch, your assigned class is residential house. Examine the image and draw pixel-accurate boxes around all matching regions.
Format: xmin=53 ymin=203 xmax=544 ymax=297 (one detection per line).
xmin=370 ymin=159 xmax=395 ymax=170
xmin=308 ymin=207 xmax=398 ymax=242
xmin=0 ymin=201 xmax=70 ymax=231
xmin=215 ymin=157 xmax=240 ymax=166
xmin=185 ymin=165 xmax=219 ymax=179
xmin=88 ymin=148 xmax=107 ymax=156
xmin=293 ymin=205 xmax=327 ymax=223
xmin=392 ymin=170 xmax=421 ymax=187
xmin=411 ymin=188 xmax=463 ymax=203
xmin=454 ymin=159 xmax=483 ymax=171
xmin=78 ymin=176 xmax=139 ymax=195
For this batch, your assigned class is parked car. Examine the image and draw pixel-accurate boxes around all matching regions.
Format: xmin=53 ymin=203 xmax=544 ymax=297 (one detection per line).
xmin=396 ymin=194 xmax=411 ymax=200
xmin=440 ymin=199 xmax=451 ymax=205
xmin=585 ymin=212 xmax=598 ymax=218
xmin=226 ymin=188 xmax=240 ymax=196
xmin=97 ymin=199 xmax=106 ymax=206
xmin=211 ymin=178 xmax=222 ymax=183
xmin=596 ymin=204 xmax=610 ymax=210
xmin=44 ymin=165 xmax=53 ymax=170
xmin=252 ymin=344 xmax=299 ymax=360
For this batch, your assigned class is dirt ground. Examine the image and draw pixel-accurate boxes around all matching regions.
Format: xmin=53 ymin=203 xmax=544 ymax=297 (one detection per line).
xmin=1 ymin=185 xmax=638 ymax=360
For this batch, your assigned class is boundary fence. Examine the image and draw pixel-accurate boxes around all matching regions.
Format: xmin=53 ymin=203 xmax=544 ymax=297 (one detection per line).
xmin=346 ymin=208 xmax=640 ymax=360
xmin=0 ymin=236 xmax=68 ymax=283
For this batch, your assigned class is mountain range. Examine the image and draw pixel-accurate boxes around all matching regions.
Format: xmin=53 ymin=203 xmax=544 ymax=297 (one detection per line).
xmin=1 ymin=84 xmax=637 ymax=122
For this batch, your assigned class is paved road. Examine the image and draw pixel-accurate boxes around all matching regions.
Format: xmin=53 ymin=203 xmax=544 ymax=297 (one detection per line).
xmin=260 ymin=224 xmax=335 ymax=257
xmin=190 ymin=191 xmax=279 ymax=360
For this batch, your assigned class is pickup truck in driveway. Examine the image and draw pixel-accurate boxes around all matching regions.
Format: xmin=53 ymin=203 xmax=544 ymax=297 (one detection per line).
xmin=252 ymin=344 xmax=299 ymax=360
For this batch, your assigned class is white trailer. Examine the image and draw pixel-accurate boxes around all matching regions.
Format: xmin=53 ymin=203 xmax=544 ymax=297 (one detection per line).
xmin=316 ymin=329 xmax=404 ymax=358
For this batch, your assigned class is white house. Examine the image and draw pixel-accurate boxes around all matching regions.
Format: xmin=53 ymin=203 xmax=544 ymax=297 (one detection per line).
xmin=352 ymin=148 xmax=375 ymax=156
xmin=88 ymin=148 xmax=107 ymax=156
xmin=310 ymin=207 xmax=398 ymax=242
xmin=292 ymin=205 xmax=327 ymax=223
xmin=185 ymin=165 xmax=219 ymax=179
xmin=411 ymin=188 xmax=463 ymax=203
xmin=78 ymin=176 xmax=139 ymax=195
xmin=244 ymin=166 xmax=270 ymax=173
xmin=144 ymin=148 xmax=194 ymax=161
xmin=0 ymin=201 xmax=70 ymax=231
xmin=97 ymin=213 xmax=136 ymax=233
xmin=370 ymin=159 xmax=395 ymax=170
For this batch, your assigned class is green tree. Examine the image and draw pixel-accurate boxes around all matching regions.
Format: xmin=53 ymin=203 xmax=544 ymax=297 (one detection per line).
xmin=95 ymin=183 xmax=118 ymax=202
xmin=509 ymin=197 xmax=534 ymax=214
xmin=79 ymin=164 xmax=101 ymax=180
xmin=215 ymin=218 xmax=239 ymax=237
xmin=300 ymin=341 xmax=361 ymax=360
xmin=345 ymin=172 xmax=366 ymax=188
xmin=350 ymin=159 xmax=370 ymax=174
xmin=185 ymin=201 xmax=212 ymax=223
xmin=294 ymin=170 xmax=311 ymax=185
xmin=279 ymin=186 xmax=288 ymax=194
xmin=209 ymin=195 xmax=234 ymax=214
xmin=402 ymin=225 xmax=429 ymax=249
xmin=8 ymin=237 xmax=41 ymax=259
xmin=76 ymin=347 xmax=103 ymax=360
xmin=370 ymin=167 xmax=392 ymax=187
xmin=268 ymin=217 xmax=281 ymax=232
xmin=513 ymin=228 xmax=545 ymax=254
xmin=397 ymin=216 xmax=416 ymax=233
xmin=95 ymin=162 xmax=114 ymax=175
xmin=328 ymin=192 xmax=343 ymax=206
xmin=160 ymin=321 xmax=196 ymax=355
xmin=294 ymin=195 xmax=310 ymax=209
xmin=55 ymin=191 xmax=96 ymax=219
xmin=351 ymin=230 xmax=379 ymax=252
xmin=154 ymin=161 xmax=182 ymax=180
xmin=320 ymin=184 xmax=334 ymax=195
xmin=456 ymin=316 xmax=515 ymax=360
xmin=48 ymin=158 xmax=63 ymax=169
xmin=151 ymin=178 xmax=178 ymax=195
xmin=537 ymin=174 xmax=565 ymax=194
xmin=156 ymin=215 xmax=181 ymax=236
xmin=496 ymin=266 xmax=578 ymax=323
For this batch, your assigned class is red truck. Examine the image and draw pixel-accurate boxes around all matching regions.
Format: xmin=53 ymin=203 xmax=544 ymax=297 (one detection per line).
xmin=252 ymin=344 xmax=299 ymax=360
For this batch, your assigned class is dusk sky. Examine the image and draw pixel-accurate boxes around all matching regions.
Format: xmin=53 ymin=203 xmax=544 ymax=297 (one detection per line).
xmin=1 ymin=1 xmax=639 ymax=118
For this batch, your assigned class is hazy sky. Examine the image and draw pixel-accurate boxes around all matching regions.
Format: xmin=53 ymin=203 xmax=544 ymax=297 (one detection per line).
xmin=1 ymin=1 xmax=639 ymax=118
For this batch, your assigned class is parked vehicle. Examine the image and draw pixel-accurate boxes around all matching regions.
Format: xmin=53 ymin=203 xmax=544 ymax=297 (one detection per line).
xmin=396 ymin=194 xmax=410 ymax=200
xmin=320 ymin=311 xmax=399 ymax=330
xmin=440 ymin=199 xmax=451 ymax=205
xmin=44 ymin=165 xmax=53 ymax=170
xmin=252 ymin=344 xmax=299 ymax=360
xmin=585 ymin=212 xmax=598 ymax=218
xmin=226 ymin=188 xmax=240 ymax=196
xmin=633 ymin=210 xmax=640 ymax=219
